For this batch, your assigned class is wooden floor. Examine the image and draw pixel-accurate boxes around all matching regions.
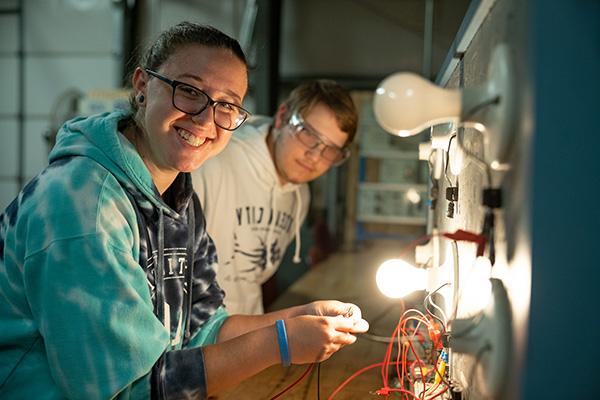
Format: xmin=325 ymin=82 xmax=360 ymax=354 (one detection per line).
xmin=216 ymin=239 xmax=412 ymax=399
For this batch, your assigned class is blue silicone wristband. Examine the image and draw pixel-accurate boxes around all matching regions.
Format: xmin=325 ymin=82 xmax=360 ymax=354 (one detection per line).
xmin=275 ymin=319 xmax=291 ymax=367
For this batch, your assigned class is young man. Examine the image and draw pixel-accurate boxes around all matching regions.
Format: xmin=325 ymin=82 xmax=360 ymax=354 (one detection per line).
xmin=192 ymin=80 xmax=358 ymax=314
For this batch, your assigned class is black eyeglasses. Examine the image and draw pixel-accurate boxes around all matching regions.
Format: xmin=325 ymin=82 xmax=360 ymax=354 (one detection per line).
xmin=145 ymin=69 xmax=250 ymax=131
xmin=288 ymin=112 xmax=350 ymax=165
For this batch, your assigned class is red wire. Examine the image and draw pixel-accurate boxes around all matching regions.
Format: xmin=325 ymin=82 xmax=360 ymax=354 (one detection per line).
xmin=327 ymin=312 xmax=449 ymax=399
xmin=397 ymin=312 xmax=439 ymax=399
xmin=399 ymin=315 xmax=431 ymax=385
xmin=327 ymin=361 xmax=411 ymax=400
xmin=396 ymin=230 xmax=486 ymax=260
xmin=376 ymin=311 xmax=434 ymax=399
xmin=269 ymin=363 xmax=315 ymax=400
xmin=381 ymin=323 xmax=400 ymax=385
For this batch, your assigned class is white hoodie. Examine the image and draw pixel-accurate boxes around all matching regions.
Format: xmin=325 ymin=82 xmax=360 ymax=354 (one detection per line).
xmin=192 ymin=116 xmax=309 ymax=314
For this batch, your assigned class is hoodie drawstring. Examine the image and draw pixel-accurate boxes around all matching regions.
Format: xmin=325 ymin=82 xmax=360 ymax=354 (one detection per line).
xmin=184 ymin=198 xmax=195 ymax=340
xmin=156 ymin=210 xmax=165 ymax=325
xmin=265 ymin=187 xmax=276 ymax=269
xmin=266 ymin=186 xmax=303 ymax=266
xmin=292 ymin=188 xmax=302 ymax=264
xmin=155 ymin=209 xmax=168 ymax=399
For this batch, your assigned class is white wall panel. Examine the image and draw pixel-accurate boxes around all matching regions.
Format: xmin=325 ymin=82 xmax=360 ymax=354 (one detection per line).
xmin=0 ymin=118 xmax=19 ymax=177
xmin=0 ymin=0 xmax=125 ymax=193
xmin=0 ymin=14 xmax=18 ymax=53
xmin=0 ymin=58 xmax=19 ymax=114
xmin=24 ymin=0 xmax=121 ymax=54
xmin=25 ymin=55 xmax=120 ymax=116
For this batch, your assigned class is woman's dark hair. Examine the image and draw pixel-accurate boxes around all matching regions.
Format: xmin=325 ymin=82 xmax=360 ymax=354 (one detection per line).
xmin=128 ymin=22 xmax=247 ymax=113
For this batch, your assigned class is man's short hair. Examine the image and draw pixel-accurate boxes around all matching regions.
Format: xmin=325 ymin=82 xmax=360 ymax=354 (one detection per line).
xmin=282 ymin=80 xmax=358 ymax=146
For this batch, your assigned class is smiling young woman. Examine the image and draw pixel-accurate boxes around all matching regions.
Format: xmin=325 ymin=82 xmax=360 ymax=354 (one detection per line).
xmin=0 ymin=22 xmax=368 ymax=400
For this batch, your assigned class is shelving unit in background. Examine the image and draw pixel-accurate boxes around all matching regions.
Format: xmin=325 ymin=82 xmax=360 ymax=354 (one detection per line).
xmin=352 ymin=91 xmax=429 ymax=243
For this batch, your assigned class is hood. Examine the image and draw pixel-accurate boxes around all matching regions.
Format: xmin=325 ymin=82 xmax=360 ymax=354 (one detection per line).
xmin=48 ymin=110 xmax=179 ymax=218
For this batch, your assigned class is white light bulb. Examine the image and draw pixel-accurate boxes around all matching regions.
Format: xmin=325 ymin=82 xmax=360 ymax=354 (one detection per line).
xmin=376 ymin=258 xmax=427 ymax=298
xmin=373 ymin=72 xmax=462 ymax=137
xmin=372 ymin=44 xmax=515 ymax=170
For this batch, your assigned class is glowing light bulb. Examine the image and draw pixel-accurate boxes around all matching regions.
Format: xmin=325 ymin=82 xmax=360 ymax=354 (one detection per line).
xmin=376 ymin=259 xmax=427 ymax=298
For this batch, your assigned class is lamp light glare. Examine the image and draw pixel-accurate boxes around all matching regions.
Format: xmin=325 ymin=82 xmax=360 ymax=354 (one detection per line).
xmin=376 ymin=259 xmax=427 ymax=298
xmin=462 ymin=256 xmax=493 ymax=314
xmin=473 ymin=122 xmax=486 ymax=132
xmin=448 ymin=134 xmax=465 ymax=176
xmin=405 ymin=188 xmax=421 ymax=204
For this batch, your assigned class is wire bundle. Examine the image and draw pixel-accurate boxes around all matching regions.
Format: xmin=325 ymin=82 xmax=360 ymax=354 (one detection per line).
xmin=328 ymin=306 xmax=449 ymax=400
xmin=268 ymin=230 xmax=488 ymax=399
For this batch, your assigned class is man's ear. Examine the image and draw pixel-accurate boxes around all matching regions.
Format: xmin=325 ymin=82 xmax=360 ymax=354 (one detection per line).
xmin=273 ymin=104 xmax=288 ymax=129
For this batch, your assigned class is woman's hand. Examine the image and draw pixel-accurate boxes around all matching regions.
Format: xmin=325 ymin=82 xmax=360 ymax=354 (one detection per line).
xmin=284 ymin=314 xmax=368 ymax=364
xmin=300 ymin=300 xmax=369 ymax=334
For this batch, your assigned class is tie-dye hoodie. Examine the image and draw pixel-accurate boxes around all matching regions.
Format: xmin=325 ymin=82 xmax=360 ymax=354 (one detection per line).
xmin=0 ymin=110 xmax=227 ymax=399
